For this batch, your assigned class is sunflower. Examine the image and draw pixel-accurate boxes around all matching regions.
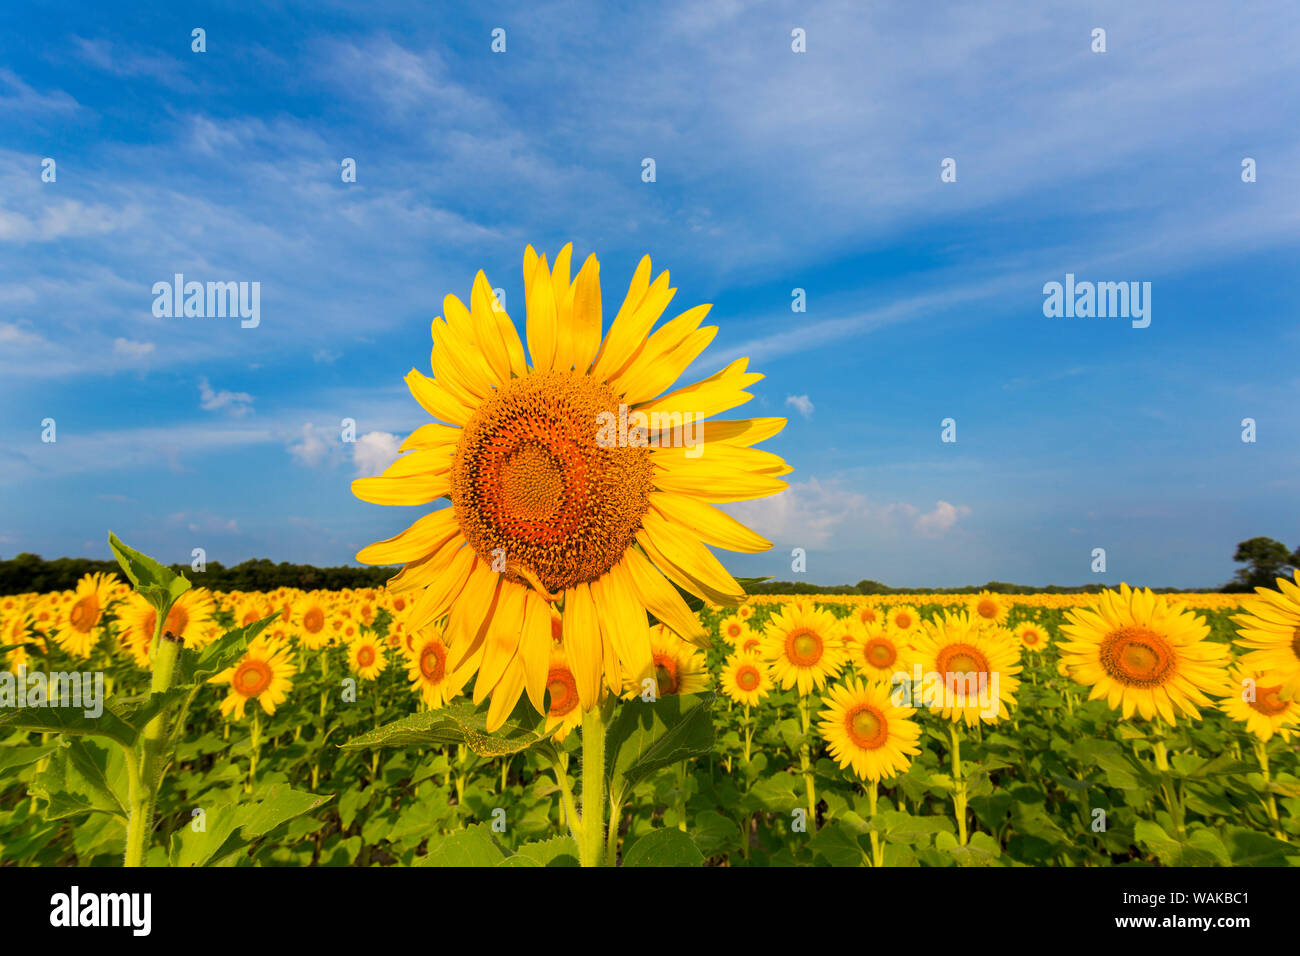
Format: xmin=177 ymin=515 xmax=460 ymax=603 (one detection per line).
xmin=544 ymin=647 xmax=585 ymax=742
xmin=406 ymin=624 xmax=470 ymax=709
xmin=352 ymin=245 xmax=788 ymax=729
xmin=817 ymin=678 xmax=922 ymax=782
xmin=719 ymin=653 xmax=773 ymax=706
xmin=1014 ymin=620 xmax=1049 ymax=653
xmin=118 ymin=589 xmax=217 ymax=667
xmin=761 ymin=603 xmax=847 ymax=695
xmin=1059 ymin=584 xmax=1229 ymax=724
xmin=624 ymin=623 xmax=710 ymax=698
xmin=1232 ymin=571 xmax=1300 ymax=699
xmin=1220 ymin=664 xmax=1298 ymax=741
xmin=855 ymin=603 xmax=882 ymax=627
xmin=888 ymin=604 xmax=920 ymax=633
xmin=969 ymin=591 xmax=1010 ymax=628
xmin=348 ymin=636 xmax=387 ymax=681
xmin=718 ymin=614 xmax=751 ymax=649
xmin=1 ymin=611 xmax=33 ymax=675
xmin=909 ymin=611 xmax=1021 ymax=726
xmin=736 ymin=603 xmax=755 ymax=621
xmin=52 ymin=572 xmax=120 ymax=658
xmin=210 ymin=636 xmax=296 ymax=720
xmin=849 ymin=622 xmax=909 ymax=683
xmin=295 ymin=593 xmax=332 ymax=650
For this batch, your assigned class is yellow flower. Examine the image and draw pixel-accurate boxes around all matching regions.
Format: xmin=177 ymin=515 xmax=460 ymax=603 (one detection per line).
xmin=1060 ymin=584 xmax=1229 ymax=723
xmin=1014 ymin=620 xmax=1049 ymax=653
xmin=352 ymin=244 xmax=788 ymax=729
xmin=118 ymin=589 xmax=217 ymax=667
xmin=52 ymin=573 xmax=120 ymax=658
xmin=888 ymin=604 xmax=920 ymax=633
xmin=406 ymin=624 xmax=470 ymax=710
xmin=347 ymin=636 xmax=387 ymax=681
xmin=761 ymin=604 xmax=847 ymax=695
xmin=543 ymin=647 xmax=584 ymax=742
xmin=969 ymin=591 xmax=1010 ymax=628
xmin=1219 ymin=665 xmax=1297 ymax=741
xmin=295 ymin=593 xmax=332 ymax=650
xmin=848 ymin=621 xmax=910 ymax=683
xmin=1232 ymin=570 xmax=1300 ymax=699
xmin=719 ymin=653 xmax=773 ymax=706
xmin=909 ymin=612 xmax=1021 ymax=726
xmin=624 ymin=623 xmax=710 ymax=698
xmin=717 ymin=614 xmax=752 ymax=648
xmin=817 ymin=678 xmax=922 ymax=782
xmin=210 ymin=636 xmax=296 ymax=720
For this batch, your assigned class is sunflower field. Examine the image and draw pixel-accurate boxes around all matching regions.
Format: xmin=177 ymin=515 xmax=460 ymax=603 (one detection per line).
xmin=3 ymin=540 xmax=1298 ymax=868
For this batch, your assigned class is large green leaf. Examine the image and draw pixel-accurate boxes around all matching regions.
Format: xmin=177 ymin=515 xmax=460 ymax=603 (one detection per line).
xmin=415 ymin=824 xmax=505 ymax=867
xmin=499 ymin=835 xmax=579 ymax=868
xmin=108 ymin=531 xmax=190 ymax=614
xmin=622 ymin=828 xmax=704 ymax=867
xmin=606 ymin=693 xmax=716 ymax=810
xmin=28 ymin=739 xmax=129 ymax=821
xmin=0 ymin=702 xmax=137 ymax=748
xmin=340 ymin=699 xmax=553 ymax=758
xmin=168 ymin=786 xmax=333 ymax=867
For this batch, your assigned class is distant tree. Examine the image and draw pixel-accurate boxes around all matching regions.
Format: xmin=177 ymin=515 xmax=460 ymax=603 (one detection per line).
xmin=1227 ymin=537 xmax=1295 ymax=592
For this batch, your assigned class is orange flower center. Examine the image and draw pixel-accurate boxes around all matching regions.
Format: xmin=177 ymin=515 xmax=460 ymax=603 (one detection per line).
xmin=845 ymin=703 xmax=888 ymax=750
xmin=936 ymin=643 xmax=990 ymax=692
xmin=233 ymin=660 xmax=272 ymax=697
xmin=450 ymin=371 xmax=654 ymax=594
xmin=1099 ymin=626 xmax=1174 ymax=687
xmin=653 ymin=653 xmax=680 ymax=695
xmin=1251 ymin=684 xmax=1289 ymax=716
xmin=736 ymin=665 xmax=760 ymax=691
xmin=894 ymin=612 xmax=912 ymax=629
xmin=785 ymin=627 xmax=824 ymax=667
xmin=419 ymin=641 xmax=447 ymax=684
xmin=864 ymin=638 xmax=897 ymax=669
xmin=976 ymin=599 xmax=998 ymax=619
xmin=303 ymin=607 xmax=325 ymax=633
xmin=69 ymin=595 xmax=99 ymax=632
xmin=356 ymin=645 xmax=376 ymax=667
xmin=547 ymin=667 xmax=578 ymax=716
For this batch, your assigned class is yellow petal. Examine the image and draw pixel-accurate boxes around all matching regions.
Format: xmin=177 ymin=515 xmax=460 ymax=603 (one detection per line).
xmin=399 ymin=422 xmax=461 ymax=453
xmin=376 ymin=447 xmax=453 ymax=479
xmin=486 ymin=655 xmax=527 ymax=732
xmin=355 ymin=508 xmax=460 ymax=564
xmin=474 ymin=585 xmax=525 ymax=705
xmin=592 ymin=268 xmax=675 ymax=381
xmin=562 ymin=582 xmax=602 ymax=709
xmin=652 ymin=463 xmax=786 ymax=502
xmin=636 ymin=511 xmax=744 ymax=605
xmin=621 ymin=547 xmax=708 ymax=646
xmin=470 ymin=272 xmax=513 ymax=384
xmin=519 ymin=590 xmax=553 ymax=714
xmin=404 ymin=368 xmax=471 ymax=426
xmin=351 ymin=473 xmax=449 ymax=506
xmin=591 ymin=568 xmax=651 ymax=686
xmin=648 ymin=493 xmax=771 ymax=553
xmin=526 ymin=255 xmax=557 ymax=371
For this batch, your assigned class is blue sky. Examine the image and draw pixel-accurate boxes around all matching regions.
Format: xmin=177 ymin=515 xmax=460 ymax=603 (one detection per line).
xmin=2 ymin=1 xmax=1297 ymax=588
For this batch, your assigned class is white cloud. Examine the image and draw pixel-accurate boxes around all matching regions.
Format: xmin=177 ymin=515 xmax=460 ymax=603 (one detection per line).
xmin=785 ymin=394 xmax=814 ymax=419
xmin=287 ymin=422 xmax=338 ymax=468
xmin=353 ymin=431 xmax=403 ymax=476
xmin=914 ymin=501 xmax=972 ymax=539
xmin=112 ymin=337 xmax=154 ymax=359
xmin=198 ymin=377 xmax=254 ymax=417
xmin=726 ymin=476 xmax=970 ymax=548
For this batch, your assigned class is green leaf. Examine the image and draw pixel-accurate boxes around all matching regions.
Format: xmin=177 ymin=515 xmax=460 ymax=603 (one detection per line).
xmin=169 ymin=786 xmax=333 ymax=867
xmin=28 ymin=739 xmax=129 ymax=821
xmin=1223 ymin=826 xmax=1295 ymax=866
xmin=808 ymin=818 xmax=869 ymax=867
xmin=622 ymin=827 xmax=705 ymax=867
xmin=1134 ymin=821 xmax=1230 ymax=866
xmin=107 ymin=531 xmax=190 ymax=614
xmin=0 ymin=742 xmax=59 ymax=774
xmin=606 ymin=693 xmax=716 ymax=809
xmin=340 ymin=699 xmax=553 ymax=758
xmin=415 ymin=824 xmax=505 ymax=867
xmin=502 ymin=836 xmax=579 ymax=868
xmin=0 ymin=702 xmax=137 ymax=748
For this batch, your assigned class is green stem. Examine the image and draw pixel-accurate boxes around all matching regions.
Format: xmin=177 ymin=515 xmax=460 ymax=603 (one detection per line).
xmin=950 ymin=722 xmax=968 ymax=846
xmin=246 ymin=708 xmax=262 ymax=794
xmin=674 ymin=762 xmax=688 ymax=831
xmin=1152 ymin=729 xmax=1186 ymax=839
xmin=799 ymin=695 xmax=818 ymax=834
xmin=1253 ymin=738 xmax=1285 ymax=841
xmin=867 ymin=778 xmax=883 ymax=866
xmin=578 ymin=698 xmax=611 ymax=867
xmin=123 ymin=622 xmax=181 ymax=867
xmin=549 ymin=751 xmax=582 ymax=843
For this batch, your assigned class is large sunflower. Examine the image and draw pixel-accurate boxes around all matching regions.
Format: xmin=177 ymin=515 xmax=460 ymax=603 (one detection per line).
xmin=210 ymin=636 xmax=296 ymax=720
xmin=909 ymin=611 xmax=1021 ymax=726
xmin=52 ymin=572 xmax=120 ymax=659
xmin=1059 ymin=584 xmax=1228 ymax=723
xmin=353 ymin=245 xmax=788 ymax=729
xmin=817 ymin=678 xmax=922 ymax=782
xmin=760 ymin=603 xmax=847 ymax=695
xmin=1232 ymin=570 xmax=1300 ymax=699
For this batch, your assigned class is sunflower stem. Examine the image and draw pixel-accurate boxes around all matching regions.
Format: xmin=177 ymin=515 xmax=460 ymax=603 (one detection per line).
xmin=247 ymin=708 xmax=261 ymax=794
xmin=578 ymin=697 xmax=612 ymax=867
xmin=123 ymin=621 xmax=181 ymax=867
xmin=867 ymin=778 xmax=883 ymax=867
xmin=949 ymin=722 xmax=968 ymax=846
xmin=799 ymin=694 xmax=818 ymax=834
xmin=1252 ymin=738 xmax=1285 ymax=841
